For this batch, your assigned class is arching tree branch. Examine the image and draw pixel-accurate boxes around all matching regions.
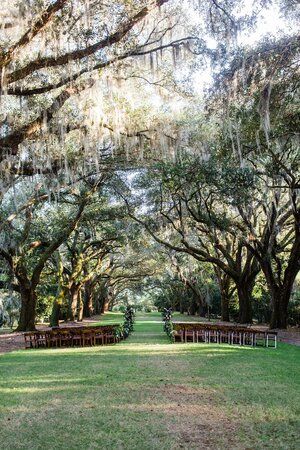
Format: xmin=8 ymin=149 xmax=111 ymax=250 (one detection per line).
xmin=0 ymin=0 xmax=68 ymax=69
xmin=6 ymin=0 xmax=170 ymax=85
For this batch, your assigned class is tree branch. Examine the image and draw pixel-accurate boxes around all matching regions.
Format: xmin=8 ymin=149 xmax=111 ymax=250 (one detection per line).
xmin=6 ymin=0 xmax=170 ymax=85
xmin=0 ymin=0 xmax=68 ymax=69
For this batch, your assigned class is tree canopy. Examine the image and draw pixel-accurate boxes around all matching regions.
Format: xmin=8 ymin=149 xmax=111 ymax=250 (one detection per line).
xmin=0 ymin=0 xmax=299 ymax=330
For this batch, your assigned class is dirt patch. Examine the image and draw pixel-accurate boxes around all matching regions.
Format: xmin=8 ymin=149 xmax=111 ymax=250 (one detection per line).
xmin=0 ymin=331 xmax=24 ymax=354
xmin=277 ymin=328 xmax=300 ymax=346
xmin=154 ymin=384 xmax=239 ymax=450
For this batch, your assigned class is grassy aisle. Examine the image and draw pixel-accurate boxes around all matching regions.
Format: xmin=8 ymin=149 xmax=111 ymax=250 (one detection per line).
xmin=0 ymin=313 xmax=299 ymax=450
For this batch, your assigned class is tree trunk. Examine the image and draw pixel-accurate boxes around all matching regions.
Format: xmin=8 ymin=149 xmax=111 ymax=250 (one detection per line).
xmin=15 ymin=284 xmax=37 ymax=331
xmin=199 ymin=304 xmax=206 ymax=317
xmin=189 ymin=299 xmax=197 ymax=316
xmin=236 ymin=282 xmax=253 ymax=324
xmin=94 ymin=295 xmax=102 ymax=314
xmin=50 ymin=298 xmax=61 ymax=327
xmin=270 ymin=287 xmax=290 ymax=329
xmin=220 ymin=290 xmax=230 ymax=322
xmin=214 ymin=268 xmax=232 ymax=322
xmin=101 ymin=298 xmax=110 ymax=314
xmin=69 ymin=285 xmax=79 ymax=321
xmin=259 ymin=256 xmax=299 ymax=329
xmin=83 ymin=281 xmax=94 ymax=317
xmin=179 ymin=299 xmax=185 ymax=314
xmin=77 ymin=290 xmax=84 ymax=321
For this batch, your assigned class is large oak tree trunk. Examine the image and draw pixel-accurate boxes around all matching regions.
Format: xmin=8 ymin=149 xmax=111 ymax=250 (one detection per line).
xmin=77 ymin=290 xmax=84 ymax=321
xmin=93 ymin=295 xmax=102 ymax=314
xmin=270 ymin=288 xmax=289 ymax=329
xmin=69 ymin=285 xmax=80 ymax=321
xmin=236 ymin=282 xmax=253 ymax=324
xmin=220 ymin=290 xmax=230 ymax=322
xmin=101 ymin=298 xmax=110 ymax=314
xmin=179 ymin=300 xmax=185 ymax=314
xmin=214 ymin=268 xmax=232 ymax=322
xmin=83 ymin=281 xmax=94 ymax=318
xmin=188 ymin=299 xmax=197 ymax=316
xmin=16 ymin=284 xmax=37 ymax=331
xmin=259 ymin=252 xmax=299 ymax=329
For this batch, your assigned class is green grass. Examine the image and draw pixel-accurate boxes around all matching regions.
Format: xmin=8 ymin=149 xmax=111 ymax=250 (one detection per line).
xmin=0 ymin=313 xmax=299 ymax=450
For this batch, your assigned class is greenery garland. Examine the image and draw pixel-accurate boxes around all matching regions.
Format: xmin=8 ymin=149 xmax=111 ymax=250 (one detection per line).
xmin=123 ymin=306 xmax=135 ymax=339
xmin=162 ymin=308 xmax=174 ymax=342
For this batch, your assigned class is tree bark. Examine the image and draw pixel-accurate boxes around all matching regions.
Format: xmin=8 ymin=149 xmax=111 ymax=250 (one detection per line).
xmin=236 ymin=282 xmax=253 ymax=324
xmin=188 ymin=298 xmax=197 ymax=316
xmin=220 ymin=290 xmax=230 ymax=322
xmin=214 ymin=268 xmax=232 ymax=322
xmin=269 ymin=287 xmax=290 ymax=329
xmin=101 ymin=298 xmax=110 ymax=314
xmin=15 ymin=284 xmax=37 ymax=331
xmin=83 ymin=281 xmax=94 ymax=318
xmin=69 ymin=285 xmax=80 ymax=321
xmin=259 ymin=250 xmax=299 ymax=329
xmin=77 ymin=290 xmax=84 ymax=321
xmin=179 ymin=299 xmax=185 ymax=314
xmin=94 ymin=295 xmax=102 ymax=314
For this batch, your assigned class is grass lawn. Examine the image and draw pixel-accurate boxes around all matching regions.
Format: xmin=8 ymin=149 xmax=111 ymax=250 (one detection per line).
xmin=0 ymin=312 xmax=299 ymax=450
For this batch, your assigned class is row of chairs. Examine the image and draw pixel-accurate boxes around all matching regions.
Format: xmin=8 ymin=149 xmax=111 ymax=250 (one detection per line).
xmin=24 ymin=325 xmax=120 ymax=349
xmin=173 ymin=326 xmax=277 ymax=348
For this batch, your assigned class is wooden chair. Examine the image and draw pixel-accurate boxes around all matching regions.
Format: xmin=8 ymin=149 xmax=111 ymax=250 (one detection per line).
xmin=93 ymin=329 xmax=105 ymax=346
xmin=231 ymin=330 xmax=242 ymax=345
xmin=254 ymin=331 xmax=266 ymax=347
xmin=24 ymin=332 xmax=36 ymax=349
xmin=185 ymin=329 xmax=195 ymax=343
xmin=207 ymin=329 xmax=218 ymax=343
xmin=59 ymin=330 xmax=72 ymax=347
xmin=242 ymin=331 xmax=255 ymax=346
xmin=104 ymin=331 xmax=116 ymax=344
xmin=173 ymin=329 xmax=184 ymax=342
xmin=219 ymin=329 xmax=230 ymax=344
xmin=35 ymin=332 xmax=47 ymax=348
xmin=266 ymin=331 xmax=277 ymax=348
xmin=82 ymin=328 xmax=94 ymax=346
xmin=196 ymin=328 xmax=206 ymax=343
xmin=45 ymin=331 xmax=60 ymax=348
xmin=70 ymin=329 xmax=82 ymax=347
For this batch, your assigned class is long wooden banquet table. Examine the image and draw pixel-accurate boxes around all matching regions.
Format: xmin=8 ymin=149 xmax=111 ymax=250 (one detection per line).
xmin=172 ymin=322 xmax=277 ymax=348
xmin=24 ymin=324 xmax=122 ymax=349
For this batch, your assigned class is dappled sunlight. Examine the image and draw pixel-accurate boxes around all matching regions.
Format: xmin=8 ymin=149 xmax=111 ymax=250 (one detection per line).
xmin=0 ymin=385 xmax=79 ymax=394
xmin=1 ymin=376 xmax=88 ymax=386
xmin=0 ymin=342 xmax=272 ymax=360
xmin=132 ymin=320 xmax=164 ymax=325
